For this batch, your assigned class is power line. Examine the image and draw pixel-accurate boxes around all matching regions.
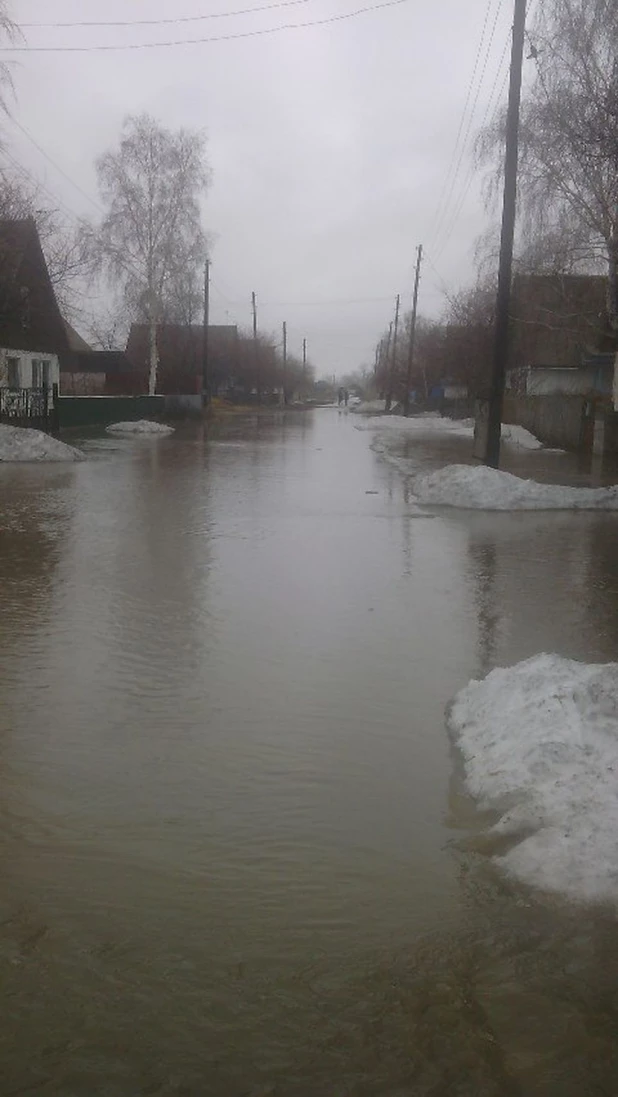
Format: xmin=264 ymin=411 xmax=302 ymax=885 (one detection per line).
xmin=431 ymin=0 xmax=504 ymax=255
xmin=20 ymin=0 xmax=314 ymax=29
xmin=434 ymin=33 xmax=512 ymax=262
xmin=6 ymin=0 xmax=411 ymax=52
xmin=428 ymin=0 xmax=495 ymax=247
xmin=6 ymin=115 xmax=104 ymax=214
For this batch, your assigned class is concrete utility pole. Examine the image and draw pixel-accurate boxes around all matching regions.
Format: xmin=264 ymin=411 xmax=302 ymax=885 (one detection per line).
xmin=202 ymin=258 xmax=210 ymax=404
xmin=484 ymin=0 xmax=527 ymax=467
xmin=282 ymin=320 xmax=288 ymax=405
xmin=385 ymin=295 xmax=400 ymax=412
xmin=403 ymin=245 xmax=423 ymax=417
xmin=252 ymin=291 xmax=260 ymax=403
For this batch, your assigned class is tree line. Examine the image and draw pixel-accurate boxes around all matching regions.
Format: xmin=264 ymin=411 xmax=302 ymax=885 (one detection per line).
xmin=367 ymin=0 xmax=618 ymax=406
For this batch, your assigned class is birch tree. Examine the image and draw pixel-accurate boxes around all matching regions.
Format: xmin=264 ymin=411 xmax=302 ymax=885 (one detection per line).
xmin=91 ymin=114 xmax=210 ymax=394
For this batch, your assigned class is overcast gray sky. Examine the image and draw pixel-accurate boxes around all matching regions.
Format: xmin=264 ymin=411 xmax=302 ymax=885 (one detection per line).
xmin=6 ymin=0 xmax=513 ymax=377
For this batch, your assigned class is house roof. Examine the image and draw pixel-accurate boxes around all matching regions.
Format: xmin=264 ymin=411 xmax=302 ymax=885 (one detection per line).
xmin=125 ymin=323 xmax=238 ymax=393
xmin=63 ymin=320 xmax=93 ymax=354
xmin=0 ymin=218 xmax=71 ymax=359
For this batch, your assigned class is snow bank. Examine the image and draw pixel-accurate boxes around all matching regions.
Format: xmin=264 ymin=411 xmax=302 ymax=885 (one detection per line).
xmin=413 ymin=464 xmax=618 ymax=510
xmin=501 ymin=423 xmax=543 ymax=449
xmin=356 ymin=413 xmax=474 ymax=436
xmin=106 ymin=420 xmax=175 ymax=435
xmin=449 ymin=654 xmax=618 ymax=903
xmin=0 ymin=424 xmax=83 ymax=462
xmin=351 ymin=399 xmax=387 ymax=415
xmin=357 ymin=414 xmax=544 ymax=448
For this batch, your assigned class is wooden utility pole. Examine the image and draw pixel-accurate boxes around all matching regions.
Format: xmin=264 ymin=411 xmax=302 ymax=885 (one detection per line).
xmin=403 ymin=245 xmax=423 ymax=417
xmin=385 ymin=295 xmax=400 ymax=412
xmin=282 ymin=320 xmax=288 ymax=405
xmin=202 ymin=258 xmax=210 ymax=404
xmin=252 ymin=291 xmax=260 ymax=403
xmin=302 ymin=337 xmax=307 ymax=396
xmin=382 ymin=322 xmax=393 ymax=399
xmin=484 ymin=0 xmax=527 ymax=467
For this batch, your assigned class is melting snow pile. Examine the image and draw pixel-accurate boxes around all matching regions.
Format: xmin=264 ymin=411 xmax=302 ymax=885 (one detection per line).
xmin=449 ymin=654 xmax=618 ymax=903
xmin=357 ymin=414 xmax=544 ymax=448
xmin=413 ymin=464 xmax=618 ymax=510
xmin=0 ymin=424 xmax=83 ymax=462
xmin=356 ymin=414 xmax=474 ymax=437
xmin=350 ymin=399 xmax=388 ymax=415
xmin=500 ymin=423 xmax=543 ymax=449
xmin=106 ymin=420 xmax=175 ymax=435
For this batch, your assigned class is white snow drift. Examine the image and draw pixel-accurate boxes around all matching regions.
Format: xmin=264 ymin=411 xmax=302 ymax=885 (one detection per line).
xmin=106 ymin=420 xmax=175 ymax=435
xmin=357 ymin=413 xmax=544 ymax=448
xmin=0 ymin=424 xmax=83 ymax=462
xmin=413 ymin=464 xmax=618 ymax=510
xmin=449 ymin=653 xmax=618 ymax=904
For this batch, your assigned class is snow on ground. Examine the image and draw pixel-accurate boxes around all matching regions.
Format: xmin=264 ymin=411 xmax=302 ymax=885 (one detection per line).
xmin=500 ymin=423 xmax=543 ymax=449
xmin=350 ymin=399 xmax=387 ymax=415
xmin=413 ymin=464 xmax=618 ymax=510
xmin=448 ymin=653 xmax=618 ymax=904
xmin=356 ymin=413 xmax=474 ymax=437
xmin=106 ymin=420 xmax=175 ymax=435
xmin=356 ymin=414 xmax=544 ymax=449
xmin=0 ymin=424 xmax=83 ymax=462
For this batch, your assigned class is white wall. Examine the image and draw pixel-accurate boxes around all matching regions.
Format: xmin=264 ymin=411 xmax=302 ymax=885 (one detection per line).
xmin=527 ymin=368 xmax=598 ymax=396
xmin=0 ymin=348 xmax=60 ymax=406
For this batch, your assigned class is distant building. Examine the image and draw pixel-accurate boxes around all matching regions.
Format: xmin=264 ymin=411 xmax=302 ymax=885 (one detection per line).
xmin=125 ymin=323 xmax=238 ymax=395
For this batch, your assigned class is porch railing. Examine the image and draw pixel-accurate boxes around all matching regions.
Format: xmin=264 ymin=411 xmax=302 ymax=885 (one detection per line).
xmin=0 ymin=387 xmax=51 ymax=427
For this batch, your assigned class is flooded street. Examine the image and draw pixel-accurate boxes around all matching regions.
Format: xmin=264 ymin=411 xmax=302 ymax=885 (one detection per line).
xmin=2 ymin=408 xmax=618 ymax=1095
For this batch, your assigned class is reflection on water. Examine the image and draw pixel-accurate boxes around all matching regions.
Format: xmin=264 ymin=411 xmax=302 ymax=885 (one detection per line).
xmin=1 ymin=410 xmax=618 ymax=1094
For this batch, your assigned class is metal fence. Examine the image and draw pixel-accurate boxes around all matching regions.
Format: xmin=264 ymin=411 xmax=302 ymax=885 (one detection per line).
xmin=0 ymin=387 xmax=51 ymax=428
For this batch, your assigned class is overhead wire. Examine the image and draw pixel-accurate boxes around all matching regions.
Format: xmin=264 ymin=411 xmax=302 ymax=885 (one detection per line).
xmin=5 ymin=114 xmax=105 ymax=215
xmin=20 ymin=0 xmax=315 ymax=29
xmin=7 ymin=0 xmax=411 ymax=52
xmin=428 ymin=0 xmax=496 ymax=249
xmin=430 ymin=0 xmax=504 ymax=258
xmin=434 ymin=0 xmax=536 ymax=264
xmin=433 ymin=34 xmax=511 ymax=262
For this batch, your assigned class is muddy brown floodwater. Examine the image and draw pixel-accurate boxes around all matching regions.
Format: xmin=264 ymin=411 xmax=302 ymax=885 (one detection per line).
xmin=1 ymin=408 xmax=618 ymax=1096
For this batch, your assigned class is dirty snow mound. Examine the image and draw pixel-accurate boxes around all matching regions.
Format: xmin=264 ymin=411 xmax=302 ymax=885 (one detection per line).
xmin=106 ymin=420 xmax=175 ymax=435
xmin=413 ymin=464 xmax=618 ymax=510
xmin=356 ymin=414 xmax=474 ymax=436
xmin=0 ymin=424 xmax=83 ymax=462
xmin=351 ymin=399 xmax=387 ymax=415
xmin=448 ymin=654 xmax=618 ymax=903
xmin=501 ymin=423 xmax=543 ymax=449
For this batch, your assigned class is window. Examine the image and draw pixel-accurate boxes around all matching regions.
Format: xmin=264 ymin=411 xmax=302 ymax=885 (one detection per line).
xmin=41 ymin=361 xmax=51 ymax=389
xmin=31 ymin=360 xmax=43 ymax=388
xmin=7 ymin=357 xmax=20 ymax=389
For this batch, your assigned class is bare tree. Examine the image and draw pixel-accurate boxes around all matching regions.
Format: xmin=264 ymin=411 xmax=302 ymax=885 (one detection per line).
xmin=478 ymin=0 xmax=618 ymax=330
xmin=0 ymin=3 xmax=19 ymax=116
xmin=0 ymin=166 xmax=91 ymax=321
xmin=89 ymin=114 xmax=210 ymax=394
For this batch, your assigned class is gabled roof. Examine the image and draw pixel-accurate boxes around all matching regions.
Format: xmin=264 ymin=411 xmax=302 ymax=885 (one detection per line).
xmin=0 ymin=218 xmax=70 ymax=359
xmin=63 ymin=320 xmax=93 ymax=354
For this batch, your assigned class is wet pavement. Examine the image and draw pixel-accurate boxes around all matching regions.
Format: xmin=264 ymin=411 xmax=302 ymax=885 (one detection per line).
xmin=1 ymin=408 xmax=618 ymax=1095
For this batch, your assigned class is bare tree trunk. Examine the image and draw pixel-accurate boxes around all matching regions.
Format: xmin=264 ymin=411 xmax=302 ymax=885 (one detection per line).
xmin=607 ymin=232 xmax=618 ymax=411
xmin=148 ymin=309 xmax=159 ymax=397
